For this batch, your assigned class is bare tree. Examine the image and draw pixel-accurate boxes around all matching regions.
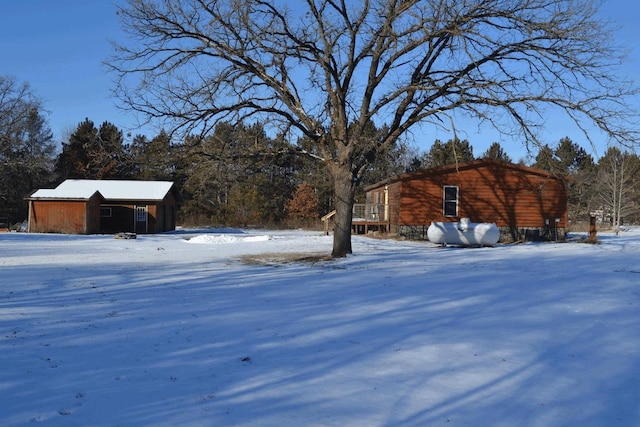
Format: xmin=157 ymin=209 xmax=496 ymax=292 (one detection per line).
xmin=108 ymin=0 xmax=639 ymax=257
xmin=0 ymin=75 xmax=56 ymax=222
xmin=596 ymin=147 xmax=640 ymax=234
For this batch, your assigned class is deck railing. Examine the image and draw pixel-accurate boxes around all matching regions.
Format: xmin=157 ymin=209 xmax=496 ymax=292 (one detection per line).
xmin=352 ymin=203 xmax=388 ymax=221
xmin=321 ymin=204 xmax=389 ymax=234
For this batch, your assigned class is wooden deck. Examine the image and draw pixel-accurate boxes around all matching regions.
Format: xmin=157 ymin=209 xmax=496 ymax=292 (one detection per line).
xmin=351 ymin=218 xmax=390 ymax=234
xmin=322 ymin=204 xmax=390 ymax=235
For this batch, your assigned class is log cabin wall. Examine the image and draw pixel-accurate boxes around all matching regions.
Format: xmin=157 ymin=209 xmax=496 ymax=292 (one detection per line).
xmin=399 ymin=162 xmax=567 ymax=227
xmin=366 ymin=160 xmax=568 ymax=241
xmin=366 ymin=183 xmax=401 ymax=223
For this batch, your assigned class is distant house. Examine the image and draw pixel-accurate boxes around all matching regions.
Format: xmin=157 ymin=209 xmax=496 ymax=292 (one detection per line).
xmin=360 ymin=159 xmax=568 ymax=241
xmin=26 ymin=180 xmax=181 ymax=234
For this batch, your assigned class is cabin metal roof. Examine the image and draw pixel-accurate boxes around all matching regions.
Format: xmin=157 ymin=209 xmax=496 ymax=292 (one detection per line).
xmin=28 ymin=180 xmax=175 ymax=201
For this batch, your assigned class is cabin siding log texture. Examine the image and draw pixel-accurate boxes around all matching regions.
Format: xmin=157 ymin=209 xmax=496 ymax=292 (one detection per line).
xmin=365 ymin=160 xmax=568 ymax=237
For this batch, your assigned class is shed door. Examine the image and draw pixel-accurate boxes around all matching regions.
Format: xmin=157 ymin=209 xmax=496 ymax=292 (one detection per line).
xmin=135 ymin=205 xmax=148 ymax=233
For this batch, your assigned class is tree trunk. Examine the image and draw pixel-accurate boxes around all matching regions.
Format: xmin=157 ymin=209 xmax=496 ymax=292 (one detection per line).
xmin=332 ymin=168 xmax=357 ymax=257
xmin=615 ymin=161 xmax=625 ymax=235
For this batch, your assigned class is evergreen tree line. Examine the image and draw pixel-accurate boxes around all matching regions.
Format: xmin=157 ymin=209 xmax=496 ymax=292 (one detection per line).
xmin=1 ymin=75 xmax=638 ymax=230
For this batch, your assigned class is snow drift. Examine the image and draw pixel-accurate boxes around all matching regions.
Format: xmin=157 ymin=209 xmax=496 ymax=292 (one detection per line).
xmin=187 ymin=233 xmax=272 ymax=244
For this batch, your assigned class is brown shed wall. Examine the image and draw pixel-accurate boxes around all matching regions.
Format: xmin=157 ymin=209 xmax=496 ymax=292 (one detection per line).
xmin=102 ymin=202 xmax=153 ymax=234
xmin=29 ymin=200 xmax=94 ymax=234
xmin=155 ymin=192 xmax=178 ymax=232
xmin=101 ymin=193 xmax=178 ymax=234
xmin=100 ymin=204 xmax=135 ymax=233
xmin=85 ymin=197 xmax=102 ymax=233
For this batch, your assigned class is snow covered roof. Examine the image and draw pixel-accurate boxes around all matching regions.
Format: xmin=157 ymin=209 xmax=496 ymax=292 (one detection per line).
xmin=29 ymin=180 xmax=176 ymax=201
xmin=28 ymin=188 xmax=102 ymax=201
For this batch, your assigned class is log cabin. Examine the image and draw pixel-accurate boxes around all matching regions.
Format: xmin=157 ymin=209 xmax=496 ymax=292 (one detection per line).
xmin=26 ymin=180 xmax=181 ymax=234
xmin=361 ymin=159 xmax=568 ymax=242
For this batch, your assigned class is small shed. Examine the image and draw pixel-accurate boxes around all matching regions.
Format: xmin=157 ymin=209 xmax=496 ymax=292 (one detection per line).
xmin=364 ymin=159 xmax=568 ymax=241
xmin=27 ymin=180 xmax=181 ymax=234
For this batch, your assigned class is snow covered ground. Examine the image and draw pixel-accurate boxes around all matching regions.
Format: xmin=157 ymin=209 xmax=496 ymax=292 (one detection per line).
xmin=1 ymin=227 xmax=639 ymax=426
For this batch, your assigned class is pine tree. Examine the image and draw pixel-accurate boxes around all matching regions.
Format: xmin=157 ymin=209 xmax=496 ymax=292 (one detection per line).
xmin=55 ymin=119 xmax=128 ymax=180
xmin=482 ymin=142 xmax=512 ymax=162
xmin=423 ymin=138 xmax=475 ymax=168
xmin=129 ymin=130 xmax=174 ymax=180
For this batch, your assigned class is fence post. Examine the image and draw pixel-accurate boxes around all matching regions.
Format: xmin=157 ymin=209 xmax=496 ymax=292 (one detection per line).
xmin=588 ymin=216 xmax=597 ymax=243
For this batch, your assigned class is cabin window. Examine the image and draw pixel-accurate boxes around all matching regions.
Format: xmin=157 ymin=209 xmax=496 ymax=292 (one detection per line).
xmin=100 ymin=207 xmax=112 ymax=218
xmin=443 ymin=186 xmax=458 ymax=217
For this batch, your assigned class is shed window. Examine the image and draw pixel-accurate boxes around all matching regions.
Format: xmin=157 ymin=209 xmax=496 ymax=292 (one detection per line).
xmin=443 ymin=186 xmax=458 ymax=217
xmin=136 ymin=206 xmax=148 ymax=222
xmin=100 ymin=207 xmax=112 ymax=218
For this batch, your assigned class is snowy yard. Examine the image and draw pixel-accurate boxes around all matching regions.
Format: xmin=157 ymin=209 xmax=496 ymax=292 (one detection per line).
xmin=1 ymin=228 xmax=639 ymax=426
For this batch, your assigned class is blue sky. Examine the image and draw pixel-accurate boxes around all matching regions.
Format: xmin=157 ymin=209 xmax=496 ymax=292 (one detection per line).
xmin=0 ymin=1 xmax=132 ymax=139
xmin=1 ymin=1 xmax=638 ymax=161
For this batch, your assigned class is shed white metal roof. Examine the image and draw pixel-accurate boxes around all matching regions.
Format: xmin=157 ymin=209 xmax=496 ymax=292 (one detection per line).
xmin=29 ymin=188 xmax=101 ymax=200
xmin=30 ymin=180 xmax=175 ymax=201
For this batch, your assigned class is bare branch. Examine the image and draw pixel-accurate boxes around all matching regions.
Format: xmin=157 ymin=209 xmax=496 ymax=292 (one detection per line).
xmin=108 ymin=0 xmax=640 ymax=255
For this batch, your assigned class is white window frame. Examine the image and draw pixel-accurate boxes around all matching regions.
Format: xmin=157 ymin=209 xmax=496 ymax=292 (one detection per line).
xmin=136 ymin=205 xmax=148 ymax=222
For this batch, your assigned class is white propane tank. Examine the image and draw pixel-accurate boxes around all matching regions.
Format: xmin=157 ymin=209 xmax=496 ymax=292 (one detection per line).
xmin=427 ymin=219 xmax=500 ymax=246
